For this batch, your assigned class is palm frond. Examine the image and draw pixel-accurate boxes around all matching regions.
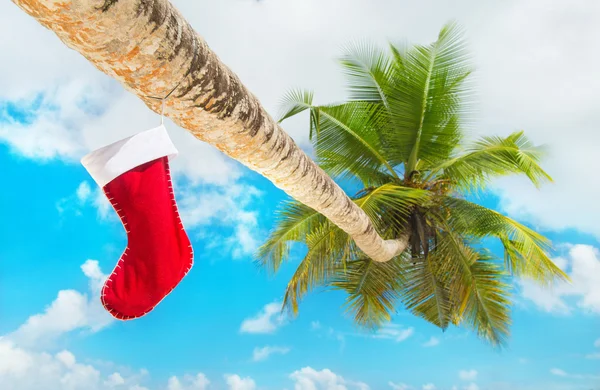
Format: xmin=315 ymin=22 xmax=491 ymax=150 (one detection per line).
xmin=401 ymin=252 xmax=454 ymax=330
xmin=432 ymin=228 xmax=511 ymax=346
xmin=329 ymin=255 xmax=408 ymax=328
xmin=283 ymin=223 xmax=351 ymax=315
xmin=271 ymin=184 xmax=431 ymax=319
xmin=457 ymin=251 xmax=512 ymax=347
xmin=428 ymin=131 xmax=553 ymax=191
xmin=354 ymin=183 xmax=432 ymax=236
xmin=256 ymin=200 xmax=326 ymax=273
xmin=339 ymin=41 xmax=392 ymax=105
xmin=384 ymin=21 xmax=473 ymax=172
xmin=277 ymin=89 xmax=314 ymax=123
xmin=443 ymin=197 xmax=567 ymax=283
xmin=313 ymin=102 xmax=399 ymax=184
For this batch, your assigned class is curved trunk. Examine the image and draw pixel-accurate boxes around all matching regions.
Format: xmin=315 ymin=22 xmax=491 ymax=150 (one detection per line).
xmin=12 ymin=0 xmax=407 ymax=262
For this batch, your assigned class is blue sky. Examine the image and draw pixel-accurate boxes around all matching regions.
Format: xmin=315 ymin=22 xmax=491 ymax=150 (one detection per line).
xmin=1 ymin=1 xmax=599 ymax=390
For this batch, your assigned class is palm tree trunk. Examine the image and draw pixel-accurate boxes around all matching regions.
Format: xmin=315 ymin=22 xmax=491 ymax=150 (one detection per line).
xmin=12 ymin=0 xmax=407 ymax=262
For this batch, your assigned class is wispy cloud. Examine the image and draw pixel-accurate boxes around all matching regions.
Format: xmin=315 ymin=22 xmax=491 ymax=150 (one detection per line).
xmin=240 ymin=302 xmax=286 ymax=334
xmin=422 ymin=337 xmax=440 ymax=347
xmin=585 ymin=338 xmax=600 ymax=359
xmin=252 ymin=345 xmax=290 ymax=362
xmin=290 ymin=367 xmax=369 ymax=390
xmin=550 ymin=368 xmax=600 ymax=380
xmin=372 ymin=324 xmax=414 ymax=343
xmin=389 ymin=382 xmax=412 ymax=390
xmin=459 ymin=370 xmax=478 ymax=381
xmin=56 ymin=180 xmax=112 ymax=221
xmin=167 ymin=373 xmax=210 ymax=390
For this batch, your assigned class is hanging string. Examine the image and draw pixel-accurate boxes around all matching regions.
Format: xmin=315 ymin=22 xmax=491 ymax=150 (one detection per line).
xmin=147 ymin=82 xmax=182 ymax=126
xmin=143 ymin=36 xmax=199 ymax=126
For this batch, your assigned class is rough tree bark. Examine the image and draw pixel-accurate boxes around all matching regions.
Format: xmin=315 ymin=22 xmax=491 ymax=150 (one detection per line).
xmin=11 ymin=0 xmax=409 ymax=262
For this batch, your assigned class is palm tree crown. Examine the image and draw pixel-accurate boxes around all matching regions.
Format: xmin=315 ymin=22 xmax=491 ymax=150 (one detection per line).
xmin=257 ymin=22 xmax=566 ymax=346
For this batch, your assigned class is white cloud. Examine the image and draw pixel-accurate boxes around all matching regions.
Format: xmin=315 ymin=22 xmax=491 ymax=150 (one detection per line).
xmin=8 ymin=260 xmax=112 ymax=348
xmin=105 ymin=373 xmax=125 ymax=387
xmin=585 ymin=338 xmax=600 ymax=359
xmin=459 ymin=370 xmax=478 ymax=381
xmin=240 ymin=302 xmax=287 ymax=334
xmin=93 ymin=191 xmax=112 ymax=220
xmin=422 ymin=384 xmax=436 ymax=390
xmin=76 ymin=182 xmax=92 ymax=203
xmin=289 ymin=367 xmax=369 ymax=390
xmin=56 ymin=350 xmax=77 ymax=368
xmin=310 ymin=325 xmax=346 ymax=351
xmin=471 ymin=1 xmax=600 ymax=240
xmin=372 ymin=325 xmax=415 ymax=343
xmin=252 ymin=345 xmax=290 ymax=362
xmin=56 ymin=180 xmax=113 ymax=220
xmin=550 ymin=368 xmax=567 ymax=377
xmin=520 ymin=244 xmax=600 ymax=314
xmin=224 ymin=374 xmax=256 ymax=390
xmin=389 ymin=382 xmax=411 ymax=390
xmin=548 ymin=368 xmax=600 ymax=381
xmin=464 ymin=384 xmax=479 ymax=390
xmin=178 ymin=183 xmax=262 ymax=259
xmin=422 ymin=337 xmax=440 ymax=347
xmin=0 ymin=340 xmax=148 ymax=390
xmin=0 ymin=80 xmax=111 ymax=161
xmin=167 ymin=374 xmax=210 ymax=390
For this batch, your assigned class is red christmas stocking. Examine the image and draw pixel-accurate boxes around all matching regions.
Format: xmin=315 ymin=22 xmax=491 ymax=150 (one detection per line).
xmin=81 ymin=125 xmax=194 ymax=320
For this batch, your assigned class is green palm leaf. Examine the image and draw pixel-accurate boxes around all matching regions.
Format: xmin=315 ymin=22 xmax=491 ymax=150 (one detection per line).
xmin=283 ymin=223 xmax=351 ymax=315
xmin=457 ymin=252 xmax=512 ymax=347
xmin=433 ymin=228 xmax=511 ymax=346
xmin=401 ymin=252 xmax=454 ymax=330
xmin=443 ymin=197 xmax=567 ymax=283
xmin=355 ymin=184 xmax=431 ymax=235
xmin=277 ymin=89 xmax=399 ymax=184
xmin=339 ymin=42 xmax=393 ymax=105
xmin=384 ymin=21 xmax=473 ymax=173
xmin=313 ymin=102 xmax=399 ymax=184
xmin=429 ymin=131 xmax=553 ymax=191
xmin=272 ymin=184 xmax=432 ymax=319
xmin=278 ymin=89 xmax=314 ymax=123
xmin=329 ymin=255 xmax=408 ymax=328
xmin=256 ymin=200 xmax=326 ymax=273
